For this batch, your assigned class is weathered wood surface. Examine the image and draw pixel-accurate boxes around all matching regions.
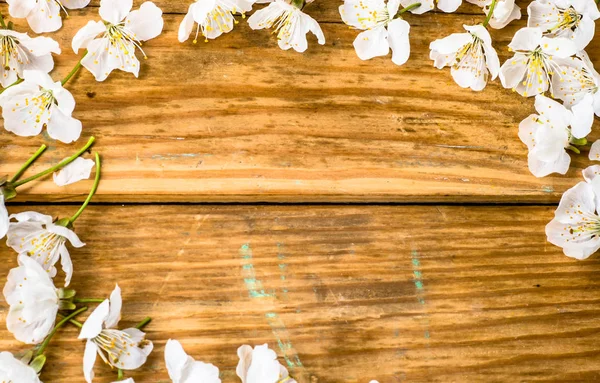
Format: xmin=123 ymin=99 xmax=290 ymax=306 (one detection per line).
xmin=2 ymin=4 xmax=598 ymax=203
xmin=1 ymin=205 xmax=599 ymax=382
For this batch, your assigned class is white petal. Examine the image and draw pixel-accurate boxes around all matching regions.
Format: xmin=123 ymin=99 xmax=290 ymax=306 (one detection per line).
xmin=508 ymin=27 xmax=542 ymax=51
xmin=53 ymin=157 xmax=95 ymax=186
xmin=178 ymin=8 xmax=195 ymax=43
xmin=72 ymin=21 xmax=107 ymax=54
xmin=105 ymin=284 xmax=123 ymax=329
xmin=113 ymin=330 xmax=153 ymax=369
xmin=184 ymin=360 xmax=222 ymax=383
xmin=571 ymin=16 xmax=595 ymax=50
xmin=6 ymin=0 xmax=36 ymax=18
xmin=58 ymin=244 xmax=73 ymax=287
xmin=0 ymin=196 xmax=8 ymax=239
xmin=47 ymin=223 xmax=85 ymax=248
xmin=353 ymin=27 xmax=389 ymax=61
xmin=534 ymin=94 xmax=572 ymax=129
xmin=245 ymin=344 xmax=281 ymax=383
xmin=429 ymin=32 xmax=471 ymax=55
xmin=499 ymin=54 xmax=528 ymax=90
xmin=9 ymin=211 xmax=53 ymax=223
xmin=437 ymin=0 xmax=462 ymax=12
xmin=61 ymin=0 xmax=91 ymax=9
xmin=489 ymin=4 xmax=520 ymax=29
xmin=590 ymin=141 xmax=600 ymax=162
xmin=25 ymin=0 xmax=62 ymax=33
xmin=79 ymin=300 xmax=110 ymax=339
xmin=46 ymin=106 xmax=82 ymax=144
xmin=528 ymin=148 xmax=571 ymax=177
xmin=387 ymin=19 xmax=410 ymax=66
xmin=518 ymin=114 xmax=540 ymax=149
xmin=165 ymin=339 xmax=189 ymax=382
xmin=570 ymin=93 xmax=595 ymax=138
xmin=124 ymin=2 xmax=164 ymax=42
xmin=540 ymin=36 xmax=577 ymax=58
xmin=582 ymin=164 xmax=600 ymax=182
xmin=100 ymin=0 xmax=133 ymax=24
xmin=527 ymin=0 xmax=558 ymax=30
xmin=236 ymin=345 xmax=254 ymax=383
xmin=83 ymin=340 xmax=98 ymax=383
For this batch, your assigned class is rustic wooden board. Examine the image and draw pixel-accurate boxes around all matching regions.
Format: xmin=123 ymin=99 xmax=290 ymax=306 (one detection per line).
xmin=1 ymin=205 xmax=599 ymax=382
xmin=1 ymin=4 xmax=598 ymax=203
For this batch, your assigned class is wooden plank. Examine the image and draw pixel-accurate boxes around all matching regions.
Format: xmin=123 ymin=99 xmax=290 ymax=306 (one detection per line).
xmin=1 ymin=204 xmax=599 ymax=381
xmin=2 ymin=7 xmax=599 ymax=203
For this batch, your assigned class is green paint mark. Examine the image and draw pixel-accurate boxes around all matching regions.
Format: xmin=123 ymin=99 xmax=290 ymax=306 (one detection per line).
xmin=411 ymin=249 xmax=431 ymax=341
xmin=415 ymin=281 xmax=424 ymax=290
xmin=239 ymin=243 xmax=304 ymax=373
xmin=542 ymin=185 xmax=554 ymax=193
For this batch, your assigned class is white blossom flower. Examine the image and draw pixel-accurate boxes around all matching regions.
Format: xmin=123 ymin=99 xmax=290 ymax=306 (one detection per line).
xmin=528 ymin=0 xmax=600 ymax=50
xmin=466 ymin=0 xmax=521 ymax=29
xmin=72 ymin=0 xmax=164 ymax=82
xmin=178 ymin=0 xmax=254 ymax=43
xmin=429 ymin=24 xmax=500 ymax=91
xmin=518 ymin=94 xmax=585 ymax=177
xmin=0 ymin=351 xmax=42 ymax=383
xmin=551 ymin=51 xmax=600 ymax=127
xmin=236 ymin=344 xmax=296 ymax=383
xmin=6 ymin=0 xmax=91 ymax=33
xmin=79 ymin=285 xmax=153 ymax=383
xmin=0 ymin=30 xmax=60 ymax=88
xmin=53 ymin=157 xmax=95 ymax=187
xmin=339 ymin=0 xmax=411 ymax=65
xmin=546 ymin=169 xmax=600 ymax=259
xmin=6 ymin=211 xmax=84 ymax=287
xmin=499 ymin=27 xmax=577 ymax=97
xmin=0 ymin=195 xmax=8 ymax=239
xmin=248 ymin=0 xmax=325 ymax=53
xmin=399 ymin=0 xmax=460 ymax=13
xmin=165 ymin=339 xmax=221 ymax=383
xmin=0 ymin=70 xmax=82 ymax=143
xmin=2 ymin=254 xmax=59 ymax=344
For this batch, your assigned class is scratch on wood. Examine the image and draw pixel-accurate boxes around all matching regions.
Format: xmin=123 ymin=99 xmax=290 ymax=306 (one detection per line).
xmin=277 ymin=243 xmax=290 ymax=300
xmin=239 ymin=243 xmax=305 ymax=372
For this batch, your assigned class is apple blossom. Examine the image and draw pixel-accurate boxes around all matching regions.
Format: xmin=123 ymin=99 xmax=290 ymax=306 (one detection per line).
xmin=339 ymin=0 xmax=412 ymax=66
xmin=179 ymin=0 xmax=254 ymax=43
xmin=429 ymin=24 xmax=500 ymax=91
xmin=248 ymin=0 xmax=325 ymax=53
xmin=518 ymin=95 xmax=586 ymax=178
xmin=72 ymin=0 xmax=164 ymax=81
xmin=0 ymin=29 xmax=60 ymax=88
xmin=467 ymin=0 xmax=521 ymax=29
xmin=3 ymin=254 xmax=59 ymax=344
xmin=6 ymin=211 xmax=85 ymax=287
xmin=528 ymin=0 xmax=600 ymax=50
xmin=499 ymin=27 xmax=577 ymax=97
xmin=6 ymin=0 xmax=90 ymax=33
xmin=0 ymin=70 xmax=82 ymax=143
xmin=79 ymin=285 xmax=153 ymax=383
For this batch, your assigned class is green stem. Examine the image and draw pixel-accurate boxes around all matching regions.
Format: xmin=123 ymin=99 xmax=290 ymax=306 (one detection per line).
xmin=396 ymin=2 xmax=421 ymax=15
xmin=10 ymin=145 xmax=47 ymax=183
xmin=57 ymin=313 xmax=84 ymax=328
xmin=118 ymin=369 xmax=124 ymax=379
xmin=482 ymin=0 xmax=498 ymax=27
xmin=0 ymin=78 xmax=23 ymax=95
xmin=136 ymin=317 xmax=152 ymax=330
xmin=70 ymin=152 xmax=100 ymax=223
xmin=0 ymin=12 xmax=6 ymax=29
xmin=13 ymin=136 xmax=95 ymax=188
xmin=73 ymin=298 xmax=105 ymax=303
xmin=36 ymin=307 xmax=88 ymax=357
xmin=61 ymin=56 xmax=84 ymax=86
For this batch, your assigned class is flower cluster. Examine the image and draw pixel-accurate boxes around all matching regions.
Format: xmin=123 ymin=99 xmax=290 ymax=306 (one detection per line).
xmin=1 ymin=0 xmax=164 ymax=143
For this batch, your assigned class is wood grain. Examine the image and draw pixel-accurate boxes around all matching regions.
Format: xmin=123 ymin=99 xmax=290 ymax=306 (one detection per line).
xmin=1 ymin=204 xmax=599 ymax=382
xmin=1 ymin=4 xmax=598 ymax=203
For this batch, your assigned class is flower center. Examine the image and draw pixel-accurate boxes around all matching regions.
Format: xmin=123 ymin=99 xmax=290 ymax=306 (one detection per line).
xmin=561 ymin=205 xmax=600 ymax=243
xmin=549 ymin=7 xmax=581 ymax=33
xmin=519 ymin=48 xmax=561 ymax=97
xmin=192 ymin=1 xmax=245 ymax=43
xmin=93 ymin=329 xmax=136 ymax=366
xmin=0 ymin=35 xmax=28 ymax=71
xmin=452 ymin=35 xmax=485 ymax=75
xmin=106 ymin=23 xmax=147 ymax=59
xmin=21 ymin=230 xmax=63 ymax=267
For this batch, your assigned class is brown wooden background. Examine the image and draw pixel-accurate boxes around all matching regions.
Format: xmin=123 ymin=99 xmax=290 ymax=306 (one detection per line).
xmin=1 ymin=0 xmax=600 ymax=381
